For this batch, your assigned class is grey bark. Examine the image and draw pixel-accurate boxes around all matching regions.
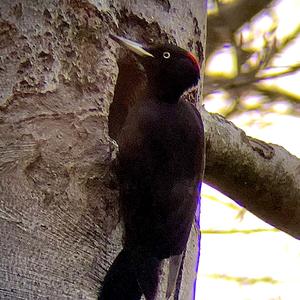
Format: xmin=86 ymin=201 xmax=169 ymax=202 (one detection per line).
xmin=202 ymin=108 xmax=300 ymax=239
xmin=0 ymin=0 xmax=206 ymax=299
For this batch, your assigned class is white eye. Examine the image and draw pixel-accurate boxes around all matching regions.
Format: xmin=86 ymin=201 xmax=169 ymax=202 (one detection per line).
xmin=163 ymin=51 xmax=171 ymax=59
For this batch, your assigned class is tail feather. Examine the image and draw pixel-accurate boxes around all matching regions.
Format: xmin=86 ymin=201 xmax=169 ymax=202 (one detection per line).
xmin=135 ymin=251 xmax=161 ymax=300
xmin=99 ymin=248 xmax=161 ymax=300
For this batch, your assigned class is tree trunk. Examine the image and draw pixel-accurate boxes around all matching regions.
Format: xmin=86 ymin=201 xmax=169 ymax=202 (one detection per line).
xmin=0 ymin=0 xmax=207 ymax=299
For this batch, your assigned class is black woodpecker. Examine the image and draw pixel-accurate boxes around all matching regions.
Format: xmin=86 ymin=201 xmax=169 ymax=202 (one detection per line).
xmin=99 ymin=35 xmax=205 ymax=300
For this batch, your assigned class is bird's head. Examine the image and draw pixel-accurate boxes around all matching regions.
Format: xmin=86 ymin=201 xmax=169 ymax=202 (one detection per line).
xmin=110 ymin=34 xmax=201 ymax=103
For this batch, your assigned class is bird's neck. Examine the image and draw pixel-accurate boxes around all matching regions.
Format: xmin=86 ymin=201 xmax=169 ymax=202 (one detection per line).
xmin=146 ymin=79 xmax=183 ymax=104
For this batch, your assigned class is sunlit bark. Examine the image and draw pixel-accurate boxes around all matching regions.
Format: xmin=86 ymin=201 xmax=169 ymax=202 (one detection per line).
xmin=202 ymin=107 xmax=300 ymax=239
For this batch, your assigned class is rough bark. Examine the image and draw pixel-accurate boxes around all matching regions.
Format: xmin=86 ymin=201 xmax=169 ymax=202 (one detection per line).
xmin=0 ymin=0 xmax=206 ymax=299
xmin=202 ymin=108 xmax=300 ymax=239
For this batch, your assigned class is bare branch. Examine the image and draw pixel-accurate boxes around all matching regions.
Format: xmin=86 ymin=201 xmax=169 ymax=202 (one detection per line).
xmin=207 ymin=0 xmax=274 ymax=56
xmin=202 ymin=228 xmax=279 ymax=234
xmin=201 ymin=108 xmax=300 ymax=239
xmin=208 ymin=274 xmax=279 ymax=285
xmin=204 ymin=63 xmax=300 ymax=96
xmin=255 ymin=85 xmax=300 ymax=106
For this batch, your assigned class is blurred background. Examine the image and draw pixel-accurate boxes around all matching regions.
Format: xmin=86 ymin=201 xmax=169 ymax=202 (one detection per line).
xmin=196 ymin=0 xmax=300 ymax=299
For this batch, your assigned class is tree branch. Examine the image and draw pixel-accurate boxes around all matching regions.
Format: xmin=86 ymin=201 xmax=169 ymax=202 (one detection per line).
xmin=204 ymin=63 xmax=300 ymax=96
xmin=207 ymin=0 xmax=274 ymax=56
xmin=201 ymin=107 xmax=300 ymax=239
xmin=208 ymin=274 xmax=278 ymax=285
xmin=202 ymin=228 xmax=278 ymax=234
xmin=255 ymin=85 xmax=300 ymax=105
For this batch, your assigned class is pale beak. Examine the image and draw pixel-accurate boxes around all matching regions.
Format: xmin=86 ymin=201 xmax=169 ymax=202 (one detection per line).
xmin=110 ymin=34 xmax=154 ymax=58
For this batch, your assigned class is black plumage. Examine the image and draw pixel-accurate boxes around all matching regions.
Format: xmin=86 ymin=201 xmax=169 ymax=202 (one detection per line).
xmin=99 ymin=35 xmax=205 ymax=300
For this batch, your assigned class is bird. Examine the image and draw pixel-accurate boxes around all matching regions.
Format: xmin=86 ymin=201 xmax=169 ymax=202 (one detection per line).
xmin=99 ymin=34 xmax=205 ymax=300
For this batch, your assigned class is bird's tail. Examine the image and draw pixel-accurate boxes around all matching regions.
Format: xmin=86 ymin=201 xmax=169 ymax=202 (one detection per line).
xmin=99 ymin=248 xmax=161 ymax=300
